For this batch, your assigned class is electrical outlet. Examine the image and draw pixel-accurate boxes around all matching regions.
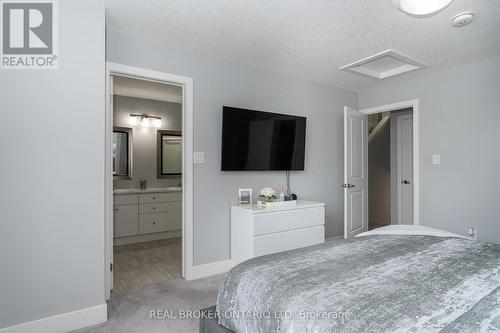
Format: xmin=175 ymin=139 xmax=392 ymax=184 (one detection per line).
xmin=467 ymin=227 xmax=477 ymax=240
xmin=194 ymin=151 xmax=205 ymax=164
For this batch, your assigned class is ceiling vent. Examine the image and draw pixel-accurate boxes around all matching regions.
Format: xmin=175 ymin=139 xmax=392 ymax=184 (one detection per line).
xmin=340 ymin=49 xmax=426 ymax=80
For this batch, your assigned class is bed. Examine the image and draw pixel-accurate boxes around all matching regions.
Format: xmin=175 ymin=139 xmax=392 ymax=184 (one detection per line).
xmin=200 ymin=226 xmax=500 ymax=333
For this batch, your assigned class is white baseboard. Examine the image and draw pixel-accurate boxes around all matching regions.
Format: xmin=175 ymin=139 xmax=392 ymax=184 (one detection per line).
xmin=0 ymin=304 xmax=107 ymax=333
xmin=185 ymin=259 xmax=233 ymax=280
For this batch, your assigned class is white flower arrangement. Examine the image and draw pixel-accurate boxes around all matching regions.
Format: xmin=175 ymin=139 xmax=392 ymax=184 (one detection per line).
xmin=258 ymin=187 xmax=278 ymax=202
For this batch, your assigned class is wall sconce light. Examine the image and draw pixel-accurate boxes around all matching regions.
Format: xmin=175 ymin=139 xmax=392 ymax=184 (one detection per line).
xmin=129 ymin=113 xmax=162 ymax=128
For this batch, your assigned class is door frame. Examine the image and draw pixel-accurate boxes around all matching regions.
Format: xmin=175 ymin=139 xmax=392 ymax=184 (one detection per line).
xmin=105 ymin=62 xmax=194 ymax=300
xmin=359 ymin=99 xmax=420 ymax=226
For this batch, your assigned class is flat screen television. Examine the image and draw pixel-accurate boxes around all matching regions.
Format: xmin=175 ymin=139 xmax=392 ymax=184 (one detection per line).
xmin=221 ymin=106 xmax=306 ymax=171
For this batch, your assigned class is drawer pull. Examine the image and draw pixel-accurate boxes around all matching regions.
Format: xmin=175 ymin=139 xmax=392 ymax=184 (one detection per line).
xmin=153 ymin=222 xmax=156 ymax=225
xmin=152 ymin=206 xmax=156 ymax=210
xmin=152 ymin=196 xmax=156 ymax=200
xmin=115 ymin=208 xmax=118 ymax=212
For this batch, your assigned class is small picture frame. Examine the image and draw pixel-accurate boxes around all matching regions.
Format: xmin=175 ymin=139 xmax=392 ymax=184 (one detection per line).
xmin=238 ymin=188 xmax=253 ymax=206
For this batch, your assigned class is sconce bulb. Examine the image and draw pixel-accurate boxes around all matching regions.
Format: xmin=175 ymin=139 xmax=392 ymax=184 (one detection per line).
xmin=142 ymin=117 xmax=150 ymax=127
xmin=153 ymin=119 xmax=162 ymax=128
xmin=128 ymin=116 xmax=137 ymax=126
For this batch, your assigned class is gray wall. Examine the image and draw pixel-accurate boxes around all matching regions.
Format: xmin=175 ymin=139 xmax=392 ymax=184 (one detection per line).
xmin=389 ymin=108 xmax=413 ymax=225
xmin=107 ymin=30 xmax=358 ymax=265
xmin=359 ymin=55 xmax=500 ymax=244
xmin=368 ymin=118 xmax=391 ymax=228
xmin=113 ymin=95 xmax=182 ymax=189
xmin=0 ymin=1 xmax=105 ymax=329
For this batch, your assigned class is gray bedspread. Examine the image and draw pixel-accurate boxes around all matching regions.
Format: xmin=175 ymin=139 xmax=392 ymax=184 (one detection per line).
xmin=216 ymin=235 xmax=500 ymax=332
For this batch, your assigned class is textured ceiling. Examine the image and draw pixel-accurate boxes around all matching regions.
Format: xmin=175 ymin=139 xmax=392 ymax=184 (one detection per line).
xmin=105 ymin=0 xmax=500 ymax=91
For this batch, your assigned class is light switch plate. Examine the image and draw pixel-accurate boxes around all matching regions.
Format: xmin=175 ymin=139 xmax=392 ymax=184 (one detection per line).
xmin=432 ymin=154 xmax=441 ymax=165
xmin=194 ymin=152 xmax=205 ymax=164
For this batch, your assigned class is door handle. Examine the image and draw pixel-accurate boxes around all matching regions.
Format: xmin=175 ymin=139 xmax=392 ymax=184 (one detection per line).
xmin=402 ymin=180 xmax=411 ymax=184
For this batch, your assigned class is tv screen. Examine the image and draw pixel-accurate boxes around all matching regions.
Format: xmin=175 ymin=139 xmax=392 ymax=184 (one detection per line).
xmin=221 ymin=106 xmax=306 ymax=171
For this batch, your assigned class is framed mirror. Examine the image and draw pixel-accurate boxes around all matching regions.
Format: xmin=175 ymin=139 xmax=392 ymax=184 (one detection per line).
xmin=157 ymin=130 xmax=182 ymax=178
xmin=113 ymin=127 xmax=133 ymax=180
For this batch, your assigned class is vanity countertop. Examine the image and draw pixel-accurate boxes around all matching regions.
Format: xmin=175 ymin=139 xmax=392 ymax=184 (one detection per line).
xmin=113 ymin=187 xmax=182 ymax=195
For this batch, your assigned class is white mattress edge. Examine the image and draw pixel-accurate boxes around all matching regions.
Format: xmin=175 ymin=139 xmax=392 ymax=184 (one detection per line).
xmin=356 ymin=225 xmax=468 ymax=239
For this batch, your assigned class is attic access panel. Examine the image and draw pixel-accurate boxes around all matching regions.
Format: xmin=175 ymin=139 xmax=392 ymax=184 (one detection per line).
xmin=340 ymin=49 xmax=426 ymax=80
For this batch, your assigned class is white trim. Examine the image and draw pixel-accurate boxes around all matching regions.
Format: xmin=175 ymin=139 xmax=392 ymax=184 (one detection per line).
xmin=105 ymin=72 xmax=113 ymax=300
xmin=187 ymin=260 xmax=234 ymax=280
xmin=0 ymin=304 xmax=107 ymax=333
xmin=105 ymin=62 xmax=196 ymax=298
xmin=359 ymin=99 xmax=420 ymax=226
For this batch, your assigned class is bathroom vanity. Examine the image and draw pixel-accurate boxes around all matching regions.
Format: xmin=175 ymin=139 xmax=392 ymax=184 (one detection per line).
xmin=113 ymin=187 xmax=182 ymax=245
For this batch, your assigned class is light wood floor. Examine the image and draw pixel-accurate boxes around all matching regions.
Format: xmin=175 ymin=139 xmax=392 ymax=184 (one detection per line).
xmin=113 ymin=237 xmax=181 ymax=294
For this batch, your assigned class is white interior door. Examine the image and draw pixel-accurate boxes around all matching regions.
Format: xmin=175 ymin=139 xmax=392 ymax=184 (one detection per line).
xmin=344 ymin=107 xmax=368 ymax=238
xmin=397 ymin=114 xmax=413 ymax=224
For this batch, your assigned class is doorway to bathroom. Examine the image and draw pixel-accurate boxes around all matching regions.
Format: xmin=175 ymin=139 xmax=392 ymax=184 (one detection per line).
xmin=105 ymin=63 xmax=194 ymax=300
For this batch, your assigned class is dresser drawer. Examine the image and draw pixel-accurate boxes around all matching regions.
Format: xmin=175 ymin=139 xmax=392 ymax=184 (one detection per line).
xmin=139 ymin=192 xmax=181 ymax=204
xmin=253 ymin=207 xmax=324 ymax=236
xmin=139 ymin=203 xmax=168 ymax=214
xmin=114 ymin=194 xmax=138 ymax=206
xmin=254 ymin=225 xmax=324 ymax=257
xmin=139 ymin=213 xmax=168 ymax=234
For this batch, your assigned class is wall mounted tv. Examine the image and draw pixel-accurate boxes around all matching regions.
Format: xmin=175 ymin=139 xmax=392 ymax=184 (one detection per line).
xmin=221 ymin=106 xmax=306 ymax=171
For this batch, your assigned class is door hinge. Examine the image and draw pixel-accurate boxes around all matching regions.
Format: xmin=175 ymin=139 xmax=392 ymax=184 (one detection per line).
xmin=110 ymin=263 xmax=113 ymax=271
xmin=342 ymin=183 xmax=355 ymax=188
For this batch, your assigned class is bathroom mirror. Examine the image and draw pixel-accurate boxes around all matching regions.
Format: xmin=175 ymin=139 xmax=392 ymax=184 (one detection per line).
xmin=113 ymin=127 xmax=133 ymax=179
xmin=157 ymin=130 xmax=182 ymax=178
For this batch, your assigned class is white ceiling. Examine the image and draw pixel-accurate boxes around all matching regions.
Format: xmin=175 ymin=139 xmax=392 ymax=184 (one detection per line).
xmin=105 ymin=0 xmax=500 ymax=91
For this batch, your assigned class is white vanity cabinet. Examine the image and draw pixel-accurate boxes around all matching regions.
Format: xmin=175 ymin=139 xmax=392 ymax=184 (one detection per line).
xmin=113 ymin=190 xmax=182 ymax=245
xmin=114 ymin=204 xmax=139 ymax=237
xmin=165 ymin=201 xmax=182 ymax=230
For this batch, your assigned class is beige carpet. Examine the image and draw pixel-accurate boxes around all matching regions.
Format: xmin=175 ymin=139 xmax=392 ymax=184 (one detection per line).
xmin=74 ymin=274 xmax=225 ymax=333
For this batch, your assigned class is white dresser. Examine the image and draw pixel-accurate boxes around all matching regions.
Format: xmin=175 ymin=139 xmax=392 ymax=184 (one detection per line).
xmin=231 ymin=201 xmax=325 ymax=265
xmin=113 ymin=189 xmax=182 ymax=245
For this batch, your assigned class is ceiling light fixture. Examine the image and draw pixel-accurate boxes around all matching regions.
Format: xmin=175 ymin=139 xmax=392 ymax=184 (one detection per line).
xmin=129 ymin=113 xmax=162 ymax=128
xmin=394 ymin=0 xmax=455 ymax=17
